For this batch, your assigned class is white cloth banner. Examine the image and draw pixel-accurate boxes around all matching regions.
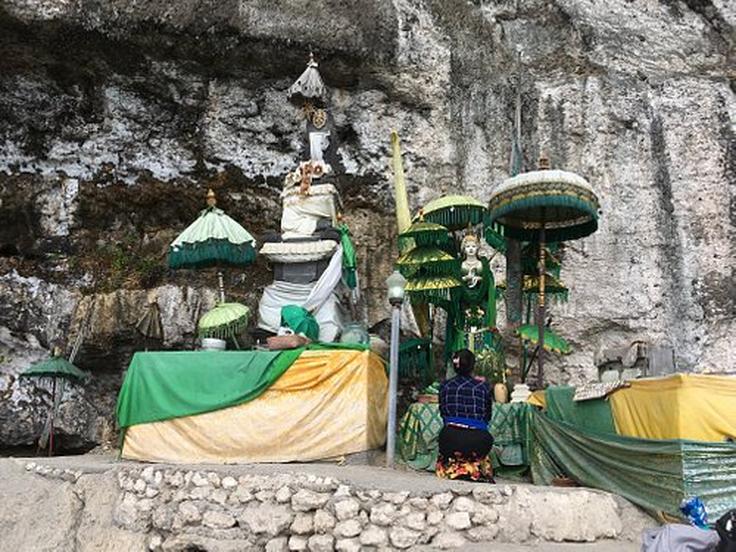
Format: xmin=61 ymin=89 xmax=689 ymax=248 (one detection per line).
xmin=258 ymin=246 xmax=345 ymax=342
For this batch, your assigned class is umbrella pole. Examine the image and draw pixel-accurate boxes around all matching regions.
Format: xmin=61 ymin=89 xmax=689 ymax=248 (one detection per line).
xmin=537 ymin=220 xmax=547 ymax=389
xmin=49 ymin=378 xmax=56 ymax=457
xmin=217 ymin=270 xmax=226 ymax=303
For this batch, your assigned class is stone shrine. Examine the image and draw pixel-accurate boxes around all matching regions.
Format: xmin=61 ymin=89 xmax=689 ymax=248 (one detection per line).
xmin=257 ymin=55 xmax=349 ymax=342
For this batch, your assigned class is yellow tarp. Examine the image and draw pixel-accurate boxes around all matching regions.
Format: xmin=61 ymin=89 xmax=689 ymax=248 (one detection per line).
xmin=122 ymin=349 xmax=388 ymax=463
xmin=609 ymin=374 xmax=736 ymax=442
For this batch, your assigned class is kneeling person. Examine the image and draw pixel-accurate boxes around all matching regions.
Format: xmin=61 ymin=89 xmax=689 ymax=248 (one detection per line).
xmin=436 ymin=349 xmax=494 ymax=482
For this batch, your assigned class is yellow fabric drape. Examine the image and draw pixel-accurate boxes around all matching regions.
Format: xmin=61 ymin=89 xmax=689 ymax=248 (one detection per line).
xmin=122 ymin=349 xmax=388 ymax=463
xmin=609 ymin=374 xmax=736 ymax=442
xmin=527 ymin=390 xmax=546 ymax=408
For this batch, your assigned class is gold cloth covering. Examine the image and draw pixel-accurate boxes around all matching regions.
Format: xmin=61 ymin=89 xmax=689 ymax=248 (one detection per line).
xmin=122 ymin=349 xmax=388 ymax=463
xmin=609 ymin=374 xmax=736 ymax=442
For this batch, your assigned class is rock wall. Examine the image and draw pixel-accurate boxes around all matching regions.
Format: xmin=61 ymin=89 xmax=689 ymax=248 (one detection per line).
xmin=0 ymin=0 xmax=734 ymax=447
xmin=12 ymin=458 xmax=652 ymax=550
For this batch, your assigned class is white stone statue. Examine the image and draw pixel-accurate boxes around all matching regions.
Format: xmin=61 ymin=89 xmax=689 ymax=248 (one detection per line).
xmin=309 ymin=131 xmax=330 ymax=166
xmin=461 ymin=234 xmax=483 ymax=288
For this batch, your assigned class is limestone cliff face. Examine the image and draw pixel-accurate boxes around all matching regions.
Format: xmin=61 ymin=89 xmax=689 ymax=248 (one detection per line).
xmin=0 ymin=0 xmax=733 ymax=448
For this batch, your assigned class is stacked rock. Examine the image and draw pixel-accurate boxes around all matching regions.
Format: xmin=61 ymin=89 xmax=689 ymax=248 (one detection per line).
xmin=257 ymin=54 xmax=347 ymax=342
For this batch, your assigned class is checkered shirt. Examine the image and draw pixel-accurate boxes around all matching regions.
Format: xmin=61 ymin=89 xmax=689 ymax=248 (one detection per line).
xmin=439 ymin=375 xmax=492 ymax=422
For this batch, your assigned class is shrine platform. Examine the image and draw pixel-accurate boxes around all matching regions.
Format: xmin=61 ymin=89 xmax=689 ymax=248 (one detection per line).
xmin=117 ymin=346 xmax=387 ymax=464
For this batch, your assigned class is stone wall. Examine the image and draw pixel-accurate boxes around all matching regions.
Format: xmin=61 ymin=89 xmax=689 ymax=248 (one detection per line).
xmin=20 ymin=460 xmax=652 ymax=550
xmin=0 ymin=0 xmax=734 ymax=448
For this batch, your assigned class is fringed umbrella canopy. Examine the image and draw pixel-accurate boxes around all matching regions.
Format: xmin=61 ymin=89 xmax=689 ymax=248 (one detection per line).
xmin=21 ymin=356 xmax=88 ymax=382
xmin=135 ymin=302 xmax=164 ymax=341
xmin=488 ymin=167 xmax=599 ymax=243
xmin=405 ymin=275 xmax=462 ymax=305
xmin=517 ymin=325 xmax=571 ymax=355
xmin=416 ymin=195 xmax=487 ymax=231
xmin=287 ymin=53 xmax=327 ymax=106
xmin=396 ymin=246 xmax=458 ymax=278
xmin=488 ymin=157 xmax=599 ymax=386
xmin=168 ymin=190 xmax=256 ymax=270
xmin=198 ymin=303 xmax=250 ymax=340
xmin=399 ymin=221 xmax=451 ymax=248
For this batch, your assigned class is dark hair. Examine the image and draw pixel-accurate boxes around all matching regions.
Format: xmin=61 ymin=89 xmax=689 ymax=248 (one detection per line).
xmin=453 ymin=349 xmax=475 ymax=376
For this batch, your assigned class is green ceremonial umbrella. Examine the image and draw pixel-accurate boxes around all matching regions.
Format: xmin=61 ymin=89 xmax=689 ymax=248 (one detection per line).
xmin=396 ymin=246 xmax=458 ymax=278
xmin=281 ymin=305 xmax=320 ymax=342
xmin=22 ymin=357 xmax=88 ymax=381
xmin=517 ymin=324 xmax=571 ymax=355
xmin=169 ymin=189 xmax=256 ymax=302
xmin=198 ymin=302 xmax=250 ymax=342
xmin=488 ymin=157 xmax=599 ymax=386
xmin=398 ymin=221 xmax=451 ymax=248
xmin=21 ymin=355 xmax=88 ymax=456
xmin=416 ymin=195 xmax=487 ymax=231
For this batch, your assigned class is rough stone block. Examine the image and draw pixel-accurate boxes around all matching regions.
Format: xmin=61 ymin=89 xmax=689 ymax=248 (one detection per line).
xmin=178 ymin=501 xmax=201 ymax=525
xmin=289 ymin=535 xmax=308 ymax=551
xmin=334 ymin=519 xmax=362 ymax=538
xmin=402 ymin=511 xmax=426 ymax=532
xmin=359 ymin=525 xmax=388 ymax=546
xmin=202 ymin=510 xmax=236 ymax=529
xmin=291 ymin=513 xmax=314 ymax=535
xmin=307 ymin=534 xmax=335 ymax=552
xmin=240 ymin=503 xmax=294 ymax=537
xmin=432 ymin=531 xmax=467 ymax=549
xmin=221 ymin=476 xmax=238 ymax=490
xmin=467 ymin=525 xmax=499 ymax=542
xmin=431 ymin=493 xmax=454 ymax=510
xmin=334 ymin=498 xmax=360 ymax=521
xmin=292 ymin=489 xmax=331 ymax=512
xmin=389 ymin=526 xmax=420 ymax=549
xmin=451 ymin=496 xmax=475 ymax=513
xmin=369 ymin=503 xmax=397 ymax=526
xmin=335 ymin=538 xmax=360 ymax=552
xmin=266 ymin=537 xmax=289 ymax=552
xmin=313 ymin=509 xmax=336 ymax=533
xmin=471 ymin=504 xmax=499 ymax=525
xmin=444 ymin=511 xmax=471 ymax=531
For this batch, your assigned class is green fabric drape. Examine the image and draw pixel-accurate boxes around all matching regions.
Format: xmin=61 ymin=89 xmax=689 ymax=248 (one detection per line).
xmin=338 ymin=223 xmax=357 ymax=289
xmin=116 ymin=349 xmax=302 ymax=428
xmin=544 ymin=386 xmax=617 ymax=435
xmin=529 ymin=409 xmax=736 ymax=519
xmin=281 ymin=305 xmax=320 ymax=341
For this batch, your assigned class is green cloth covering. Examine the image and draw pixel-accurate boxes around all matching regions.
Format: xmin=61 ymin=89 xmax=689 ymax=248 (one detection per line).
xmin=544 ymin=385 xmax=616 ymax=434
xmin=338 ymin=223 xmax=357 ymax=289
xmin=398 ymin=401 xmax=533 ymax=473
xmin=399 ymin=338 xmax=432 ymax=384
xmin=529 ymin=409 xmax=736 ymax=519
xmin=116 ymin=348 xmax=302 ymax=429
xmin=280 ymin=305 xmax=320 ymax=341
